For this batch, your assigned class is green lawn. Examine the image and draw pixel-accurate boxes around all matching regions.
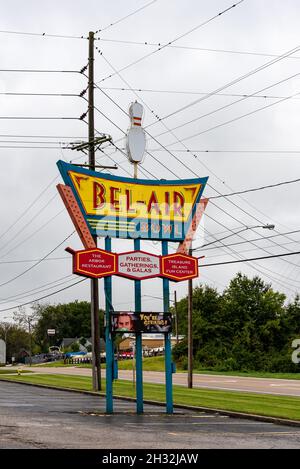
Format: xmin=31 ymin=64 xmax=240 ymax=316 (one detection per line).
xmin=0 ymin=370 xmax=32 ymax=375
xmin=31 ymin=357 xmax=300 ymax=381
xmin=1 ymin=372 xmax=300 ymax=421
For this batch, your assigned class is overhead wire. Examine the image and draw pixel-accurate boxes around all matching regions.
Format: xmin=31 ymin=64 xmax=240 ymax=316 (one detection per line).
xmin=95 ymin=0 xmax=158 ymax=33
xmin=0 ymin=274 xmax=74 ymax=304
xmin=95 ymin=0 xmax=245 ymax=83
xmin=201 ymin=250 xmax=300 ymax=267
xmin=94 ymin=55 xmax=300 ymax=285
xmin=0 ymin=231 xmax=75 ymax=289
xmin=0 ymin=278 xmax=87 ymax=313
xmin=164 ymin=88 xmax=300 ymax=147
xmin=0 ymin=30 xmax=87 ymax=40
xmin=0 ymin=209 xmax=66 ymax=259
xmin=156 ymin=43 xmax=300 ymax=123
xmin=0 ymin=193 xmax=59 ymax=256
xmin=153 ymin=72 xmax=300 ymax=139
xmin=0 ymin=175 xmax=59 ymax=243
xmin=96 ymin=38 xmax=300 ymax=61
xmin=99 ymin=58 xmax=300 ymax=264
xmin=100 ymin=86 xmax=300 ymax=100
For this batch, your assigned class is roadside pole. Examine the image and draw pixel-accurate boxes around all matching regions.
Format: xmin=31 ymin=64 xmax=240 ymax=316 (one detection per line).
xmin=88 ymin=31 xmax=101 ymax=391
xmin=105 ymin=236 xmax=114 ymax=413
xmin=174 ymin=290 xmax=179 ymax=345
xmin=134 ymin=165 xmax=144 ymax=413
xmin=187 ymin=247 xmax=193 ymax=388
xmin=162 ymin=241 xmax=173 ymax=414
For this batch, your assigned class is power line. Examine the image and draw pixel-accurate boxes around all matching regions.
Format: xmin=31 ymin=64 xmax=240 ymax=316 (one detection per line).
xmin=201 ymin=250 xmax=300 ymax=267
xmin=153 ymin=72 xmax=300 ymax=139
xmin=0 ymin=68 xmax=82 ymax=73
xmin=0 ymin=209 xmax=66 ymax=259
xmin=0 ymin=146 xmax=63 ymax=149
xmin=158 ymin=43 xmax=300 ymax=123
xmin=209 ymin=177 xmax=300 ymax=199
xmin=95 ymin=0 xmax=158 ymax=33
xmin=0 ymin=257 xmax=68 ymax=265
xmin=0 ymin=274 xmax=73 ymax=304
xmin=146 ymin=149 xmax=300 ymax=154
xmin=0 ymin=140 xmax=67 ymax=144
xmin=96 ymin=38 xmax=300 ymax=61
xmin=95 ymin=61 xmax=298 ymax=246
xmin=95 ymin=52 xmax=299 ymax=259
xmin=95 ymin=0 xmax=245 ymax=83
xmin=0 ymin=278 xmax=87 ymax=313
xmin=0 ymin=117 xmax=80 ymax=120
xmin=0 ymin=92 xmax=80 ymax=97
xmin=0 ymin=30 xmax=87 ymax=40
xmin=0 ymin=175 xmax=58 ymax=243
xmin=202 ymin=229 xmax=300 ymax=251
xmin=165 ymin=88 xmax=300 ymax=146
xmin=94 ymin=51 xmax=300 ymax=274
xmin=100 ymin=86 xmax=300 ymax=100
xmin=0 ymin=193 xmax=58 ymax=256
xmin=0 ymin=134 xmax=86 ymax=139
xmin=0 ymin=232 xmax=75 ymax=289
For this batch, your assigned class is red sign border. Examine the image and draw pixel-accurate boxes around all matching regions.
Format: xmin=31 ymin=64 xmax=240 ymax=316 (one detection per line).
xmin=161 ymin=253 xmax=199 ymax=282
xmin=73 ymin=248 xmax=117 ymax=279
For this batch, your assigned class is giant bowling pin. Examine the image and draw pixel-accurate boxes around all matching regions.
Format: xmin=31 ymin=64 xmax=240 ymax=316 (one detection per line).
xmin=126 ymin=101 xmax=146 ymax=172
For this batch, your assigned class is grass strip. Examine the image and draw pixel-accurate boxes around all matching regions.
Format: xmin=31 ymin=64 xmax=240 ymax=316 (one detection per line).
xmin=31 ymin=357 xmax=300 ymax=380
xmin=1 ymin=372 xmax=300 ymax=421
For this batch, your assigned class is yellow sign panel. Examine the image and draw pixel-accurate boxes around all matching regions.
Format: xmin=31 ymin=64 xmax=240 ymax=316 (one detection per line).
xmin=69 ymin=170 xmax=202 ymax=222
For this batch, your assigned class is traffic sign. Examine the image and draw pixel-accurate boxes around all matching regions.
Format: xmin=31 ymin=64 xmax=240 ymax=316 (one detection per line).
xmin=47 ymin=329 xmax=56 ymax=336
xmin=68 ymin=247 xmax=117 ymax=279
xmin=161 ymin=253 xmax=198 ymax=281
xmin=117 ymin=250 xmax=160 ymax=280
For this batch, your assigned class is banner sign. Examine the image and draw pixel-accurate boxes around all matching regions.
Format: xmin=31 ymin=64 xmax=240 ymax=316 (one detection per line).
xmin=66 ymin=247 xmax=117 ymax=279
xmin=161 ymin=253 xmax=198 ymax=281
xmin=117 ymin=250 xmax=160 ymax=280
xmin=111 ymin=312 xmax=172 ymax=333
xmin=66 ymin=248 xmax=199 ymax=281
xmin=57 ymin=160 xmax=208 ymax=241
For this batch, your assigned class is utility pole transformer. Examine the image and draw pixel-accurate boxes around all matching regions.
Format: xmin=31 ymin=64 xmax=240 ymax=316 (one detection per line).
xmin=88 ymin=31 xmax=101 ymax=391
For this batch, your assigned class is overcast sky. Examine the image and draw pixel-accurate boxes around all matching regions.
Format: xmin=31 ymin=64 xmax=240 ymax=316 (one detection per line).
xmin=0 ymin=0 xmax=300 ymax=321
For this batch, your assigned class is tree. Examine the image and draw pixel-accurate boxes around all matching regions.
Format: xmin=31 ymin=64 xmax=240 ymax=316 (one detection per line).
xmin=172 ymin=273 xmax=297 ymax=372
xmin=33 ymin=301 xmax=104 ymax=352
xmin=0 ymin=322 xmax=31 ymax=363
xmin=13 ymin=307 xmax=39 ymax=366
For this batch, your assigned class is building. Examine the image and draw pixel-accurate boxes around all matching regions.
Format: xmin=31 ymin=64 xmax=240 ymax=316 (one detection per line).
xmin=118 ymin=334 xmax=184 ymax=353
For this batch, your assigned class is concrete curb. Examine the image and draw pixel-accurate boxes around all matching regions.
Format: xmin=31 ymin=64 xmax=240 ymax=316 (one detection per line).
xmin=1 ymin=377 xmax=300 ymax=428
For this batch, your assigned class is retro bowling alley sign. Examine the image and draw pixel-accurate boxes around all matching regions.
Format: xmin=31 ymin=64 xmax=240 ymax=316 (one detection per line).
xmin=57 ymin=160 xmax=208 ymax=241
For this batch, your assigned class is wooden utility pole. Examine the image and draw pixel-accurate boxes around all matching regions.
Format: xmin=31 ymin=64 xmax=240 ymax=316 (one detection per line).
xmin=187 ymin=247 xmax=193 ymax=388
xmin=88 ymin=31 xmax=101 ymax=391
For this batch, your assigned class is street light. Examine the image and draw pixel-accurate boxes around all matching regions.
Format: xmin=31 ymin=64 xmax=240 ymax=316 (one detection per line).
xmin=187 ymin=223 xmax=275 ymax=389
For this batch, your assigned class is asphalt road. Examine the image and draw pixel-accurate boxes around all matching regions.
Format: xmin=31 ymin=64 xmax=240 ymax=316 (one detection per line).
xmin=18 ymin=366 xmax=300 ymax=397
xmin=1 ymin=381 xmax=300 ymax=449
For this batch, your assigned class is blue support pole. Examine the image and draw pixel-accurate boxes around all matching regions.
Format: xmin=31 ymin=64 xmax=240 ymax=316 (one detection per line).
xmin=162 ymin=241 xmax=173 ymax=414
xmin=104 ymin=237 xmax=113 ymax=413
xmin=134 ymin=238 xmax=143 ymax=413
